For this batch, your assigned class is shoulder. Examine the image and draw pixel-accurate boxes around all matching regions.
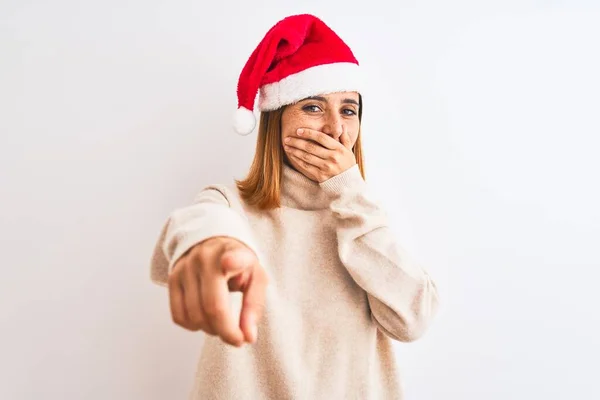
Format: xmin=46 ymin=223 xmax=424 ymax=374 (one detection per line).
xmin=193 ymin=182 xmax=247 ymax=215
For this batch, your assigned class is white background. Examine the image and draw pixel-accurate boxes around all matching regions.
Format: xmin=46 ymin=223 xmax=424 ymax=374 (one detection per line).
xmin=1 ymin=1 xmax=599 ymax=399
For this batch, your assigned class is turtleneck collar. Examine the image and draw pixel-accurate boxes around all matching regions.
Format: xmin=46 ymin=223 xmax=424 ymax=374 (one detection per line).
xmin=279 ymin=163 xmax=332 ymax=210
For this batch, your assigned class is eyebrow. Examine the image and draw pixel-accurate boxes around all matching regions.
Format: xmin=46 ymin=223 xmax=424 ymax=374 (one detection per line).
xmin=305 ymin=96 xmax=360 ymax=107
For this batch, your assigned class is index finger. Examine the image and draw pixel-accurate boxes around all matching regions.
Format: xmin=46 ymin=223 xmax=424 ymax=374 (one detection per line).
xmin=297 ymin=128 xmax=342 ymax=150
xmin=201 ymin=271 xmax=245 ymax=347
xmin=239 ymin=267 xmax=268 ymax=343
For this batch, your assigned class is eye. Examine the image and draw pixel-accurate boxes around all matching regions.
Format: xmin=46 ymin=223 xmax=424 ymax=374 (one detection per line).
xmin=342 ymin=108 xmax=357 ymax=116
xmin=302 ymin=104 xmax=322 ymax=113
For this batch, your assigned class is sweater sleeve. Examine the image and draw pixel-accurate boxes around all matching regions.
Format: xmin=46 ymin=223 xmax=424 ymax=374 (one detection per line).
xmin=319 ymin=165 xmax=440 ymax=342
xmin=149 ymin=186 xmax=262 ymax=287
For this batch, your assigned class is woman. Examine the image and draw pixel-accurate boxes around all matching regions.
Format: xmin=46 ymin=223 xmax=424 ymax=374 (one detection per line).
xmin=150 ymin=13 xmax=439 ymax=400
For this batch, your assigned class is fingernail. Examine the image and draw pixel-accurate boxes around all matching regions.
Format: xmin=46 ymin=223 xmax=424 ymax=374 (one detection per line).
xmin=297 ymin=128 xmax=303 ymax=135
xmin=284 ymin=137 xmax=291 ymax=143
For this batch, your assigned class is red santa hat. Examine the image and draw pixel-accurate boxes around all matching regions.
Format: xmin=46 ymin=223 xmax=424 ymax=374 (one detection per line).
xmin=233 ymin=14 xmax=363 ymax=135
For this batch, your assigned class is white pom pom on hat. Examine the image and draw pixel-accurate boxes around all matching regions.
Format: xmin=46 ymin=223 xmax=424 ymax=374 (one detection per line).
xmin=232 ymin=14 xmax=363 ymax=135
xmin=233 ymin=107 xmax=256 ymax=136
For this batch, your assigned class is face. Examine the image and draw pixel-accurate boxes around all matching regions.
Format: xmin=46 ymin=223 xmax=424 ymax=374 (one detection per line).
xmin=281 ymin=91 xmax=360 ymax=168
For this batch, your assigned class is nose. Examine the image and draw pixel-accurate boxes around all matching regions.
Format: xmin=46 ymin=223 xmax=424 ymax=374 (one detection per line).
xmin=322 ymin=113 xmax=343 ymax=140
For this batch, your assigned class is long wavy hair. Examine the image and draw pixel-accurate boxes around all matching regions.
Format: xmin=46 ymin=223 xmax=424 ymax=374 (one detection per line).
xmin=235 ymin=95 xmax=365 ymax=210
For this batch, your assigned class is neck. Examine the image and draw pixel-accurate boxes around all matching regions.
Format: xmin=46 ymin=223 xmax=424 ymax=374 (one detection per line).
xmin=280 ymin=162 xmax=331 ymax=210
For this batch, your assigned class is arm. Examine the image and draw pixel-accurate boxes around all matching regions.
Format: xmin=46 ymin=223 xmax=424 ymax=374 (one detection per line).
xmin=149 ymin=185 xmax=262 ymax=286
xmin=320 ymin=165 xmax=440 ymax=342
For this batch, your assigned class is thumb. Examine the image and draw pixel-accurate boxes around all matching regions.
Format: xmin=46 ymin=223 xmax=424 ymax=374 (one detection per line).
xmin=219 ymin=241 xmax=257 ymax=277
xmin=341 ymin=126 xmax=352 ymax=150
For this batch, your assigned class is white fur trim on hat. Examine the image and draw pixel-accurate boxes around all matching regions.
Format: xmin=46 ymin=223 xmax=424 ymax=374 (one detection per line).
xmin=258 ymin=62 xmax=362 ymax=111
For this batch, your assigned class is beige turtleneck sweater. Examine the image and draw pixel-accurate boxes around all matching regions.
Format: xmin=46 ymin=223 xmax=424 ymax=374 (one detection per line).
xmin=150 ymin=163 xmax=439 ymax=400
